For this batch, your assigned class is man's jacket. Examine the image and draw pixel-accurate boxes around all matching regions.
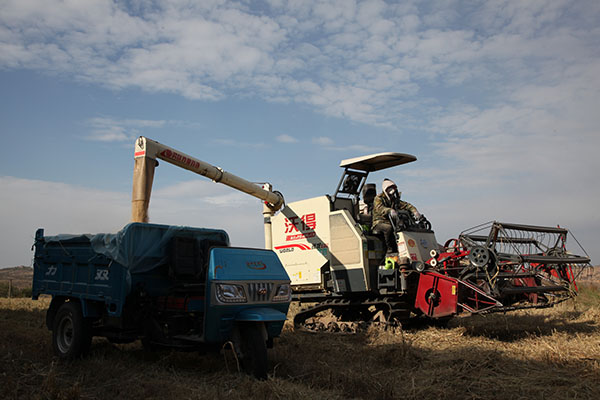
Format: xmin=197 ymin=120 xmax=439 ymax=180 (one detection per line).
xmin=372 ymin=192 xmax=418 ymax=227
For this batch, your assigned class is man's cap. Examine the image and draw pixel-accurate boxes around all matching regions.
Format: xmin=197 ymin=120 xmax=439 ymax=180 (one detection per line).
xmin=382 ymin=178 xmax=401 ymax=199
xmin=382 ymin=178 xmax=397 ymax=192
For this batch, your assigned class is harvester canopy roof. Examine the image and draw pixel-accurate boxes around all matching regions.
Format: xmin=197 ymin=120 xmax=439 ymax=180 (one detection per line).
xmin=339 ymin=152 xmax=417 ymax=172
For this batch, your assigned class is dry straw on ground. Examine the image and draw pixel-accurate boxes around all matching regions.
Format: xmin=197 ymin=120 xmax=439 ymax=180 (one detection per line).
xmin=1 ymin=287 xmax=599 ymax=400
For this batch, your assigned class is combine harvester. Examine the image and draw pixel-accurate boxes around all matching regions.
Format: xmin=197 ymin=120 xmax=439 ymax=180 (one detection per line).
xmin=133 ymin=137 xmax=592 ymax=332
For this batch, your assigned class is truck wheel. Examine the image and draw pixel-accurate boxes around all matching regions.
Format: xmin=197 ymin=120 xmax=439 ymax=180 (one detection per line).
xmin=238 ymin=323 xmax=268 ymax=380
xmin=52 ymin=302 xmax=92 ymax=360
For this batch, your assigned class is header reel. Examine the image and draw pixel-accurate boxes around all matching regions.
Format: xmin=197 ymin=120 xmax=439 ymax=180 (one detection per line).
xmin=428 ymin=221 xmax=591 ymax=313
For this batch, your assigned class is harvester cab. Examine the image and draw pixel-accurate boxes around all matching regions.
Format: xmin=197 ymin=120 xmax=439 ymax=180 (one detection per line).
xmin=334 ymin=152 xmax=417 ymax=226
xmin=336 ymin=153 xmax=435 ymax=266
xmin=270 ymin=152 xmax=432 ymax=298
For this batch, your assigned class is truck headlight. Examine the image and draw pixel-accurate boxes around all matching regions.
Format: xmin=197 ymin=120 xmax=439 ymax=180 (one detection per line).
xmin=272 ymin=283 xmax=291 ymax=302
xmin=216 ymin=284 xmax=247 ymax=303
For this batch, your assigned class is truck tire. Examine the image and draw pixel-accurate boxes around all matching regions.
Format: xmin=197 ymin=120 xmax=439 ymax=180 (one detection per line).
xmin=52 ymin=302 xmax=92 ymax=360
xmin=239 ymin=323 xmax=268 ymax=380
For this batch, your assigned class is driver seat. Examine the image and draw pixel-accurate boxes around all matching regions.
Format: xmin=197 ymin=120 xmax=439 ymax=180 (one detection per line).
xmin=358 ymin=183 xmax=377 ymax=227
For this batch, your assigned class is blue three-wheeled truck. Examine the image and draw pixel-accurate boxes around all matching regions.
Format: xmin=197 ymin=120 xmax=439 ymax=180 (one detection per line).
xmin=32 ymin=222 xmax=291 ymax=379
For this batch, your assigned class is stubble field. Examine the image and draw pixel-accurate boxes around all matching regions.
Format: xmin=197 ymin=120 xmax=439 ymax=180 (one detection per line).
xmin=1 ymin=285 xmax=599 ymax=400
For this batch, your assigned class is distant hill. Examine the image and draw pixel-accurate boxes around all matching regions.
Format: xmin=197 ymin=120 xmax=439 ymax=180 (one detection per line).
xmin=0 ymin=266 xmax=33 ymax=289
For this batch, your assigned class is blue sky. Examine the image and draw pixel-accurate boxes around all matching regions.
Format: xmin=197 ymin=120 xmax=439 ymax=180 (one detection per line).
xmin=1 ymin=0 xmax=599 ymax=267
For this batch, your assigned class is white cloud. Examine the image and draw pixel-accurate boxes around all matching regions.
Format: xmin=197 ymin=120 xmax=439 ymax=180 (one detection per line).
xmin=87 ymin=128 xmax=130 ymax=142
xmin=310 ymin=136 xmax=381 ymax=153
xmin=334 ymin=144 xmax=382 ymax=153
xmin=312 ymin=136 xmax=334 ymax=146
xmin=85 ymin=117 xmax=168 ymax=142
xmin=428 ymin=58 xmax=600 ymax=183
xmin=212 ymin=138 xmax=266 ymax=148
xmin=276 ymin=134 xmax=298 ymax=143
xmin=2 ymin=0 xmax=596 ymax=128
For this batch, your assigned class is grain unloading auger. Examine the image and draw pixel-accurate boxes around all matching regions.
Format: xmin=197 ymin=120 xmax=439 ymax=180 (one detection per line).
xmin=130 ymin=137 xmax=592 ymax=333
xmin=131 ymin=136 xmax=284 ymax=247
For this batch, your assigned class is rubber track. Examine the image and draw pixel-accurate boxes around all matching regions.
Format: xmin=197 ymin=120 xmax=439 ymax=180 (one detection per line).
xmin=293 ymin=296 xmax=410 ymax=334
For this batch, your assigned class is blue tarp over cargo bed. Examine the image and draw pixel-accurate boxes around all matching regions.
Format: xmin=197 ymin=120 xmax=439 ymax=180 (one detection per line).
xmin=43 ymin=223 xmax=230 ymax=274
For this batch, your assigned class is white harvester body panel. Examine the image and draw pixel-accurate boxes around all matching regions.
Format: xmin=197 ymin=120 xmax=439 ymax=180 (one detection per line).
xmin=271 ymin=196 xmax=331 ymax=287
xmin=397 ymin=231 xmax=439 ymax=262
xmin=328 ymin=210 xmax=369 ymax=292
xmin=270 ymin=195 xmax=377 ymax=292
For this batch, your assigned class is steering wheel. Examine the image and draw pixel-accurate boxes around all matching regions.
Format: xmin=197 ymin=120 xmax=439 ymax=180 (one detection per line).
xmin=342 ymin=175 xmax=360 ymax=193
xmin=390 ymin=210 xmax=412 ymax=231
xmin=417 ymin=215 xmax=432 ymax=230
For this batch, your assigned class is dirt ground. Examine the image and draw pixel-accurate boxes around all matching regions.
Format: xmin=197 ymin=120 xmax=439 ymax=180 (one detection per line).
xmin=1 ymin=285 xmax=599 ymax=400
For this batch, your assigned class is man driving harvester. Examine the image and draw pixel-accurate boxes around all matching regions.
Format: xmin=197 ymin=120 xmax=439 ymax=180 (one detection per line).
xmin=372 ymin=178 xmax=425 ymax=264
